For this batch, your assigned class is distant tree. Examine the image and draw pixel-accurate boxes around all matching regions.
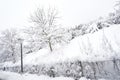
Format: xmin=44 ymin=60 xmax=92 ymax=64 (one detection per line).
xmin=107 ymin=0 xmax=120 ymax=24
xmin=29 ymin=7 xmax=65 ymax=52
xmin=66 ymin=24 xmax=88 ymax=40
xmin=0 ymin=29 xmax=19 ymax=63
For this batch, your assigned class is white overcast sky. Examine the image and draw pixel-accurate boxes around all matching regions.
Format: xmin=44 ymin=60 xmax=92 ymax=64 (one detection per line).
xmin=0 ymin=0 xmax=117 ymax=31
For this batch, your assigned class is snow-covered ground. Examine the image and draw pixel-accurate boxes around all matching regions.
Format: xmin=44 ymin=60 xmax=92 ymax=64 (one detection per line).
xmin=0 ymin=71 xmax=92 ymax=80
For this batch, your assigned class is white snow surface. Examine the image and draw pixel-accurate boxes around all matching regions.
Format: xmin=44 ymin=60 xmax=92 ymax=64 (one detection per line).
xmin=0 ymin=71 xmax=106 ymax=80
xmin=14 ymin=25 xmax=120 ymax=65
xmin=0 ymin=71 xmax=74 ymax=80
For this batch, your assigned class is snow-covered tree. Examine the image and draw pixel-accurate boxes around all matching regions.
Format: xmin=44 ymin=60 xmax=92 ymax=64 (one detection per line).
xmin=0 ymin=29 xmax=20 ymax=63
xmin=107 ymin=0 xmax=120 ymax=24
xmin=29 ymin=8 xmax=65 ymax=51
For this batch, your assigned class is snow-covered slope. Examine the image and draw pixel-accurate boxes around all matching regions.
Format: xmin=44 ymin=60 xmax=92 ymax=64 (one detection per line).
xmin=17 ymin=25 xmax=120 ymax=65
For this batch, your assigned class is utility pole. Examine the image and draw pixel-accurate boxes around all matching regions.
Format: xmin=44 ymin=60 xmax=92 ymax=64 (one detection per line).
xmin=20 ymin=42 xmax=23 ymax=73
xmin=18 ymin=38 xmax=24 ymax=73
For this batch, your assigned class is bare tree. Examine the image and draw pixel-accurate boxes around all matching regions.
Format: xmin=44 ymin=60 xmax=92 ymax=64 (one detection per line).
xmin=29 ymin=7 xmax=64 ymax=52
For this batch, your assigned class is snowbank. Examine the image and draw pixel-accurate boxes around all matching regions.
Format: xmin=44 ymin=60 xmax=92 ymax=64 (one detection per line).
xmin=63 ymin=24 xmax=120 ymax=62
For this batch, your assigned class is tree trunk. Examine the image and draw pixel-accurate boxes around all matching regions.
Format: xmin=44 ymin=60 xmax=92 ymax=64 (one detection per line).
xmin=78 ymin=61 xmax=84 ymax=77
xmin=11 ymin=46 xmax=16 ymax=63
xmin=48 ymin=40 xmax=53 ymax=52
